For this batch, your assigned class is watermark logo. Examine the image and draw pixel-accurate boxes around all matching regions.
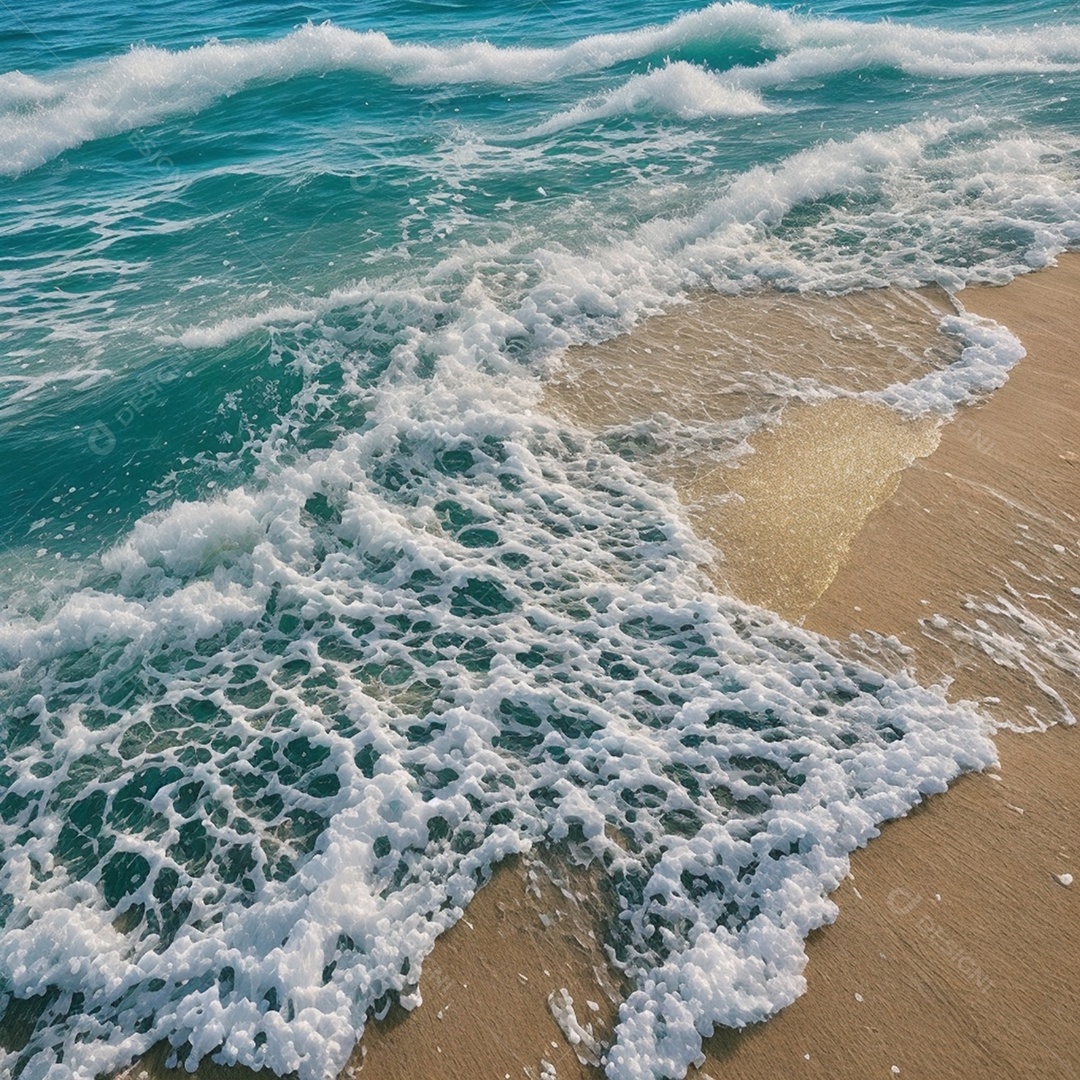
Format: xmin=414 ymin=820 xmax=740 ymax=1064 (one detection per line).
xmin=886 ymin=887 xmax=992 ymax=994
xmin=87 ymin=360 xmax=182 ymax=457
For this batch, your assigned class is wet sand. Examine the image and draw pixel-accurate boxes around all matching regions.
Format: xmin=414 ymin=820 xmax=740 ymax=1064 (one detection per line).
xmin=692 ymin=259 xmax=1078 ymax=1079
xmin=684 ymin=398 xmax=940 ymax=619
xmin=391 ymin=258 xmax=1076 ymax=1080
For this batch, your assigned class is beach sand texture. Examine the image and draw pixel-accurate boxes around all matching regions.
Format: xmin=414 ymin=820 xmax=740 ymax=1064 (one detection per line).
xmin=723 ymin=257 xmax=1080 ymax=1080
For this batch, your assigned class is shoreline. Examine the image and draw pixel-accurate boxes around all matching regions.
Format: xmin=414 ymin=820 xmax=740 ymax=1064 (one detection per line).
xmin=361 ymin=257 xmax=1079 ymax=1078
xmin=105 ymin=257 xmax=1079 ymax=1079
xmin=693 ymin=259 xmax=1077 ymax=1078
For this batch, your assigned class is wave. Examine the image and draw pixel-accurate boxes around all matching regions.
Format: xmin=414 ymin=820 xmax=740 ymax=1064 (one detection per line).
xmin=0 ymin=304 xmax=997 ymax=1078
xmin=170 ymin=115 xmax=1076 ymax=418
xmin=522 ymin=61 xmax=772 ymax=137
xmin=4 ymin=2 xmax=1080 ymax=174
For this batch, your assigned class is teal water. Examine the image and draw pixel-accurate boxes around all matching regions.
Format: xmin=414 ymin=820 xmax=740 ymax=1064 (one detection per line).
xmin=0 ymin=2 xmax=1077 ymax=1077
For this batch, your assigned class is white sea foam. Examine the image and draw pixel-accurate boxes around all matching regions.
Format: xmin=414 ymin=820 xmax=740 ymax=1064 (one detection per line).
xmin=922 ymin=583 xmax=1080 ymax=731
xmin=523 ymin=61 xmax=771 ymax=138
xmin=0 ymin=364 xmax=113 ymax=409
xmin=4 ymin=2 xmax=1080 ymax=174
xmin=0 ymin=276 xmax=999 ymax=1080
xmin=869 ymin=311 xmax=1027 ymax=414
xmin=0 ymin=71 xmax=58 ymax=110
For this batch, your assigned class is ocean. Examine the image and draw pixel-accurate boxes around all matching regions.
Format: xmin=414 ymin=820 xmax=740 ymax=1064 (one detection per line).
xmin=1 ymin=2 xmax=1078 ymax=1077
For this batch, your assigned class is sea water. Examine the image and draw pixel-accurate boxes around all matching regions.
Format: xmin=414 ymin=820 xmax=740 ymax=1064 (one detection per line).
xmin=1 ymin=2 xmax=1078 ymax=1077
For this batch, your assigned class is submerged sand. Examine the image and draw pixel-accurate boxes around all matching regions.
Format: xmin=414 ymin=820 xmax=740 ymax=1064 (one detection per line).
xmin=110 ymin=259 xmax=1078 ymax=1079
xmin=683 ymin=398 xmax=940 ymax=619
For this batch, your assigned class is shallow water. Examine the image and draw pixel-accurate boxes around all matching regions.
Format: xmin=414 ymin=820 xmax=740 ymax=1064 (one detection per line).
xmin=1 ymin=2 xmax=1077 ymax=1077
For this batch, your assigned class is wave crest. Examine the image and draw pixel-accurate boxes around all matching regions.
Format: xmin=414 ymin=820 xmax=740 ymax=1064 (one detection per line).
xmin=4 ymin=3 xmax=1080 ymax=174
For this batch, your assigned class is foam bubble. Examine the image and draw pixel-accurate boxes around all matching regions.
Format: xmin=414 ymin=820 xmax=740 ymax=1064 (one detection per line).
xmin=869 ymin=311 xmax=1027 ymax=414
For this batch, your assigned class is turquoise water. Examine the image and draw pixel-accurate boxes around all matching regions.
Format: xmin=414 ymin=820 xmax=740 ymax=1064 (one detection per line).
xmin=0 ymin=2 xmax=1077 ymax=1077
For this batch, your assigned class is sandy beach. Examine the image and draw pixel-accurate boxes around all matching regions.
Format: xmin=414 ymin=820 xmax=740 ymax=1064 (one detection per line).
xmin=394 ymin=256 xmax=1079 ymax=1080
xmin=354 ymin=259 xmax=1080 ymax=1079
xmin=8 ymin=4 xmax=1080 ymax=1079
xmin=710 ymin=258 xmax=1079 ymax=1080
xmin=110 ymin=258 xmax=1078 ymax=1080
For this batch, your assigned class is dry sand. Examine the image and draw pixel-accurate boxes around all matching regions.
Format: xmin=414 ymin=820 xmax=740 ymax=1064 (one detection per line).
xmin=113 ymin=259 xmax=1078 ymax=1079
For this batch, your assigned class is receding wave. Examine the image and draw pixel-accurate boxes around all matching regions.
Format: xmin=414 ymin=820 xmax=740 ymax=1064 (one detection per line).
xmin=0 ymin=308 xmax=996 ymax=1079
xmin=3 ymin=110 xmax=1046 ymax=1080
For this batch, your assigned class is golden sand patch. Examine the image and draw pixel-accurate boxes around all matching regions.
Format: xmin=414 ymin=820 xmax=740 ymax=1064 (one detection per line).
xmin=688 ymin=398 xmax=940 ymax=619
